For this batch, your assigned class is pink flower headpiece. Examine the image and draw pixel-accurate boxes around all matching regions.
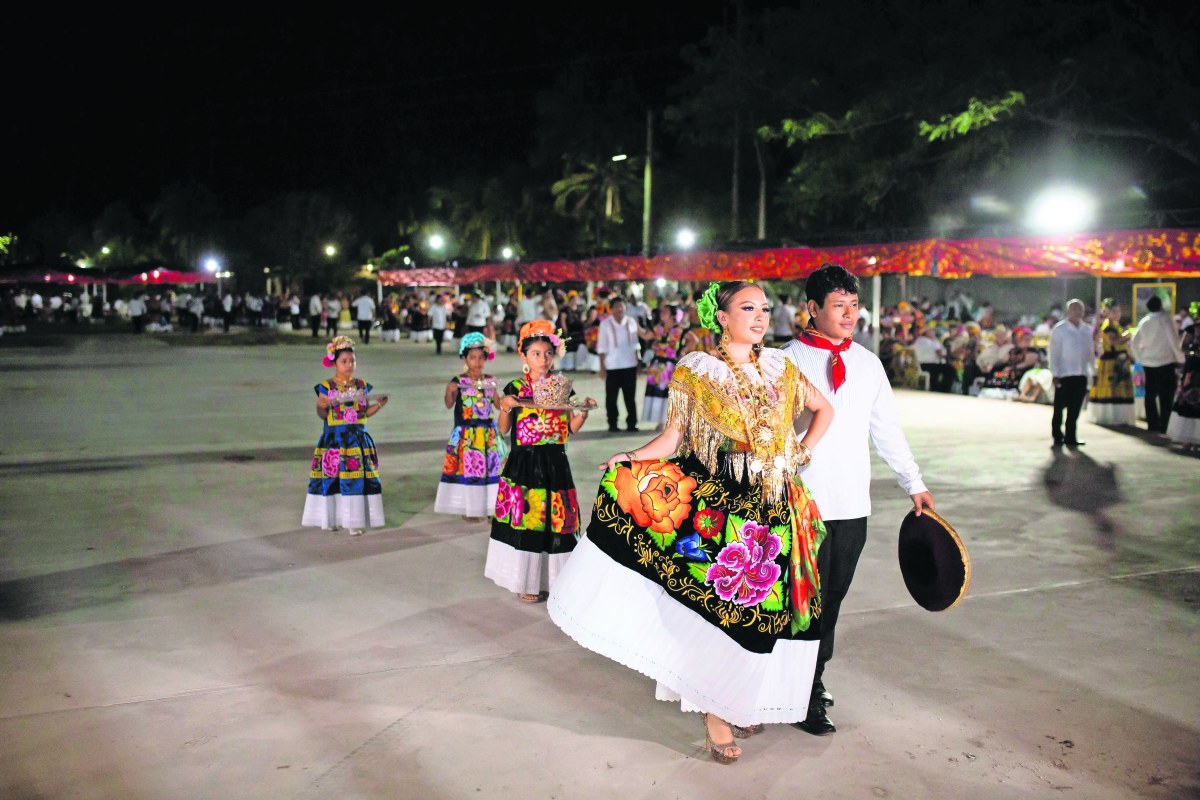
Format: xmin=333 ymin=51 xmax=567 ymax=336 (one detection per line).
xmin=323 ymin=335 xmax=355 ymax=367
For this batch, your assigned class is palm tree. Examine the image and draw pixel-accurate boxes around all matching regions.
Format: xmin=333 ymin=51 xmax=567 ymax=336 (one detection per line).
xmin=551 ymin=155 xmax=640 ymax=246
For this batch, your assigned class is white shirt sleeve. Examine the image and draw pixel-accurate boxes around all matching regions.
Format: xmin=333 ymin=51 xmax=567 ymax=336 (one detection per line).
xmin=1049 ymin=327 xmax=1062 ymax=376
xmin=596 ymin=319 xmax=613 ymax=355
xmin=868 ymin=368 xmax=928 ymax=497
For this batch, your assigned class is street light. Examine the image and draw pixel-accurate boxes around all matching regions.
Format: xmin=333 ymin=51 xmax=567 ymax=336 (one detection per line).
xmin=612 ymin=154 xmax=628 ymax=162
xmin=325 ymin=244 xmax=337 ymax=257
xmin=675 ymin=228 xmax=697 ymax=249
xmin=429 ymin=234 xmax=445 ymax=250
xmin=1026 ymin=186 xmax=1096 ymax=233
xmin=101 ymin=246 xmax=110 ymax=255
xmin=501 ymin=247 xmax=514 ymax=259
xmin=655 ymin=278 xmax=666 ymax=289
xmin=204 ymin=258 xmax=219 ymax=273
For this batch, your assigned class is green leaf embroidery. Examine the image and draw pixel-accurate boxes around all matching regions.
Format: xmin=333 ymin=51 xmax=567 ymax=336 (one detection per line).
xmin=761 ymin=580 xmax=785 ymax=612
xmin=697 ymin=499 xmax=706 ymax=511
xmin=725 ymin=513 xmax=747 ymax=544
xmin=688 ymin=562 xmax=709 ymax=583
xmin=772 ymin=523 xmax=791 ymax=557
xmin=599 ymin=468 xmax=619 ymax=501
xmin=647 ymin=529 xmax=678 ymax=551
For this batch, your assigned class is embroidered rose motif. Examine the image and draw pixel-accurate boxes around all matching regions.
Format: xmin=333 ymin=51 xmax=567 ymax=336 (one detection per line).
xmin=343 ymin=408 xmax=358 ymax=424
xmin=693 ymin=507 xmax=725 ymax=538
xmin=321 ymin=449 xmax=341 ymax=478
xmin=486 ymin=450 xmax=502 ymax=476
xmin=516 ymin=413 xmax=568 ymax=445
xmin=613 ymin=461 xmax=698 ymax=535
xmin=345 ymin=456 xmax=361 ymax=472
xmin=705 ymin=520 xmax=782 ymax=606
xmin=462 ymin=449 xmax=486 ymax=478
xmin=442 ymin=453 xmax=459 ymax=475
xmin=494 ymin=480 xmax=522 ymax=526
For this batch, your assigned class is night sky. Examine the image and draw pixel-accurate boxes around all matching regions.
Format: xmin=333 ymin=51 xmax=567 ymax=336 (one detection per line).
xmin=4 ymin=4 xmax=736 ymax=230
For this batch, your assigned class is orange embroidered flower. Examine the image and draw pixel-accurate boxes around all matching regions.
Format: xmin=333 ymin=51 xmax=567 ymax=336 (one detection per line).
xmin=614 ymin=461 xmax=698 ymax=535
xmin=442 ymin=453 xmax=459 ymax=475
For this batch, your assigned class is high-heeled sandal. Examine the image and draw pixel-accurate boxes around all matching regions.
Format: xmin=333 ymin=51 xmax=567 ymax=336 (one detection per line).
xmin=702 ymin=713 xmax=740 ymax=765
xmin=518 ymin=593 xmax=540 ymax=603
xmin=730 ymin=723 xmax=764 ymax=739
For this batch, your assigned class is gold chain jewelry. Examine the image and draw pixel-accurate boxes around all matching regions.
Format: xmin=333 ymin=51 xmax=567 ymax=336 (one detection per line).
xmin=716 ymin=345 xmax=797 ymax=498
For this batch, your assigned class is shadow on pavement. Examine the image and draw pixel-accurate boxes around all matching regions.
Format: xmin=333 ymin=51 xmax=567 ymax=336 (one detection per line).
xmin=0 ymin=524 xmax=477 ymax=621
xmin=1043 ymin=449 xmax=1123 ymax=535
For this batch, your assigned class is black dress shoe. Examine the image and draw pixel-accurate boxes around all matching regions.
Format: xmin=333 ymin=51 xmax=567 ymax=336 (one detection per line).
xmin=792 ymin=702 xmax=836 ymax=736
xmin=813 ymin=677 xmax=834 ymax=708
xmin=626 ymin=426 xmax=641 ymax=433
xmin=608 ymin=426 xmax=620 ymax=433
xmin=1066 ymin=439 xmax=1086 ymax=447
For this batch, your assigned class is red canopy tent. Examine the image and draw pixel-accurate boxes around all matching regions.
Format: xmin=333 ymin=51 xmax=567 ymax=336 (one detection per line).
xmin=378 ymin=229 xmax=1200 ymax=286
xmin=0 ymin=268 xmax=214 ymax=286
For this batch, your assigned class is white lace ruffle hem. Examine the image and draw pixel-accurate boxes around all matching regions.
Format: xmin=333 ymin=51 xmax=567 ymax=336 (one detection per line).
xmin=484 ymin=538 xmax=571 ymax=595
xmin=434 ymin=482 xmax=498 ymax=517
xmin=547 ymin=535 xmax=817 ymax=727
xmin=302 ymin=494 xmax=385 ymax=529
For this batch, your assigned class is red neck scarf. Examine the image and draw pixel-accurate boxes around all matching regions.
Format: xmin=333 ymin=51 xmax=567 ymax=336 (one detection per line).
xmin=799 ymin=331 xmax=853 ymax=391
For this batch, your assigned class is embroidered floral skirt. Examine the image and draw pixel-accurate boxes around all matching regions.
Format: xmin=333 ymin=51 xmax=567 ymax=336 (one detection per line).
xmin=547 ymin=453 xmax=827 ymax=725
xmin=302 ymin=424 xmax=384 ymax=529
xmin=1168 ymin=355 xmax=1200 ymax=444
xmin=641 ymin=356 xmax=675 ymax=423
xmin=435 ymin=420 xmax=505 ymax=517
xmin=485 ymin=444 xmax=580 ymax=594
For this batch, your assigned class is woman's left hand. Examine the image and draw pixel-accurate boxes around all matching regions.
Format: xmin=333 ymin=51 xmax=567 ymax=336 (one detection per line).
xmin=598 ymin=452 xmax=630 ymax=471
xmin=373 ymin=397 xmax=389 ymax=409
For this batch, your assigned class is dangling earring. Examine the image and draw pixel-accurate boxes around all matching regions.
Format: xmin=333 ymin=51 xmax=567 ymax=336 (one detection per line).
xmin=720 ymin=328 xmax=731 ymax=347
xmin=522 ymin=363 xmax=531 ymax=374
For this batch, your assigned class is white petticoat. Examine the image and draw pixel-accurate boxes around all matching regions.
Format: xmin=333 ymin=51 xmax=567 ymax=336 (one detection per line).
xmin=484 ymin=538 xmax=571 ymax=595
xmin=548 ymin=535 xmax=818 ymax=727
xmin=1167 ymin=413 xmax=1200 ymax=444
xmin=434 ymin=482 xmax=498 ymax=517
xmin=1088 ymin=402 xmax=1136 ymax=425
xmin=641 ymin=395 xmax=668 ymax=423
xmin=302 ymin=494 xmax=385 ymax=529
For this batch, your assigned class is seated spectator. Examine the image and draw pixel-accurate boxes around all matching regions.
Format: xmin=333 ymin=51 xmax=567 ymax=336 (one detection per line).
xmin=912 ymin=328 xmax=957 ymax=392
xmin=1014 ymin=353 xmax=1055 ymax=405
xmin=977 ymin=325 xmax=1013 ymax=374
xmin=981 ymin=328 xmax=1040 ymax=393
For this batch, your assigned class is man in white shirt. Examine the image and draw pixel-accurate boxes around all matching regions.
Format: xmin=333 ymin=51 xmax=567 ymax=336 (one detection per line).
xmin=782 ymin=264 xmax=932 ymax=737
xmin=127 ymin=294 xmax=147 ymax=334
xmin=516 ymin=290 xmax=541 ymax=328
xmin=325 ymin=294 xmax=341 ymax=337
xmin=429 ymin=294 xmax=450 ymax=354
xmin=221 ymin=292 xmax=234 ymax=332
xmin=308 ymin=293 xmax=323 ymax=338
xmin=1048 ymin=299 xmax=1094 ymax=447
xmin=466 ymin=294 xmax=491 ymax=334
xmin=772 ymin=294 xmax=797 ymax=344
xmin=912 ymin=328 xmax=956 ymax=392
xmin=597 ymin=297 xmax=642 ymax=432
xmin=352 ymin=289 xmax=376 ymax=343
xmin=1131 ymin=295 xmax=1186 ymax=433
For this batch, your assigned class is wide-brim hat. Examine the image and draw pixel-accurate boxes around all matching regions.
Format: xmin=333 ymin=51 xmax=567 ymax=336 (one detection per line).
xmin=897 ymin=508 xmax=971 ymax=612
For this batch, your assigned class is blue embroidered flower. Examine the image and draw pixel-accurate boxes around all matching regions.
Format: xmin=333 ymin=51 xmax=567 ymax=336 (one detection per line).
xmin=675 ymin=533 xmax=708 ymax=561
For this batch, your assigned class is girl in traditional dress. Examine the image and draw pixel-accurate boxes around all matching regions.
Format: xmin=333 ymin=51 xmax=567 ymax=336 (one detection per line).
xmin=548 ymin=281 xmax=835 ymax=764
xmin=640 ymin=303 xmax=685 ymax=430
xmin=1089 ymin=320 xmax=1136 ymax=425
xmin=1167 ymin=324 xmax=1200 ymax=449
xmin=303 ymin=336 xmax=389 ymax=535
xmin=485 ymin=320 xmax=594 ymax=601
xmin=435 ymin=333 xmax=507 ymax=521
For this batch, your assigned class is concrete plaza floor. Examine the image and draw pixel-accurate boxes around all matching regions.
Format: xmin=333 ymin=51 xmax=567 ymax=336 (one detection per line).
xmin=0 ymin=334 xmax=1197 ymax=799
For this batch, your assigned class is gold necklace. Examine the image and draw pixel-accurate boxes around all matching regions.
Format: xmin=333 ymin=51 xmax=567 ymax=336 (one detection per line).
xmin=716 ymin=345 xmax=780 ymax=474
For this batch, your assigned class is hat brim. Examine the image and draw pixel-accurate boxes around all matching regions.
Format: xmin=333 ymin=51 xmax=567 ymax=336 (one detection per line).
xmin=897 ymin=508 xmax=971 ymax=612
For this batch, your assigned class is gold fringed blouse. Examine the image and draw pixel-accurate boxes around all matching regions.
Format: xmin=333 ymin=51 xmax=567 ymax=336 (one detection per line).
xmin=664 ymin=349 xmax=814 ymax=503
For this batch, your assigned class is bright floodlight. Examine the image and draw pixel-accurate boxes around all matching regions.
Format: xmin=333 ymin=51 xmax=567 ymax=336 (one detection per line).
xmin=429 ymin=234 xmax=445 ymax=250
xmin=1026 ymin=186 xmax=1096 ymax=233
xmin=655 ymin=278 xmax=666 ymax=288
xmin=675 ymin=228 xmax=697 ymax=249
xmin=501 ymin=246 xmax=514 ymax=259
xmin=612 ymin=154 xmax=628 ymax=162
xmin=325 ymin=244 xmax=337 ymax=256
xmin=204 ymin=258 xmax=219 ymax=273
xmin=101 ymin=246 xmax=110 ymax=254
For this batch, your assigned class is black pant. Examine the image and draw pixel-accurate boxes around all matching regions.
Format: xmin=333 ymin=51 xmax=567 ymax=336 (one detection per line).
xmin=465 ymin=324 xmax=485 ymax=336
xmin=433 ymin=328 xmax=446 ymax=354
xmin=223 ymin=311 xmax=232 ymax=333
xmin=291 ymin=314 xmax=300 ymax=331
xmin=1051 ymin=375 xmax=1088 ymax=443
xmin=310 ymin=316 xmax=321 ymax=337
xmin=605 ymin=366 xmax=638 ymax=430
xmin=920 ymin=362 xmax=957 ymax=393
xmin=326 ymin=317 xmax=338 ymax=337
xmin=1143 ymin=364 xmax=1179 ymax=433
xmin=131 ymin=315 xmax=145 ymax=334
xmin=357 ymin=319 xmax=372 ymax=343
xmin=814 ymin=517 xmax=869 ymax=683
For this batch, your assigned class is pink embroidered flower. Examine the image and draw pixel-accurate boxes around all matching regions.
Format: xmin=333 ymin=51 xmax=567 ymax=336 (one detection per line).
xmin=321 ymin=449 xmax=341 ymax=478
xmin=494 ymin=480 xmax=523 ymax=526
xmin=345 ymin=456 xmax=361 ymax=472
xmin=462 ymin=449 xmax=486 ymax=478
xmin=705 ymin=520 xmax=782 ymax=606
xmin=343 ymin=408 xmax=359 ymax=424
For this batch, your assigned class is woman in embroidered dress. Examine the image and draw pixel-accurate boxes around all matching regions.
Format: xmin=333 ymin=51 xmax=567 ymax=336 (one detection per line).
xmin=485 ymin=320 xmax=594 ymax=602
xmin=1167 ymin=324 xmax=1200 ymax=449
xmin=435 ymin=333 xmax=507 ymax=521
xmin=302 ymin=336 xmax=389 ymax=535
xmin=640 ymin=303 xmax=685 ymax=430
xmin=548 ymin=281 xmax=835 ymax=764
xmin=1088 ymin=316 xmax=1136 ymax=425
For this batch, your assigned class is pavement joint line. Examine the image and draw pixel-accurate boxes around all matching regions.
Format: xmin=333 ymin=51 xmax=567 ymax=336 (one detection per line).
xmin=0 ymin=645 xmax=578 ymax=723
xmin=848 ymin=564 xmax=1200 ymax=616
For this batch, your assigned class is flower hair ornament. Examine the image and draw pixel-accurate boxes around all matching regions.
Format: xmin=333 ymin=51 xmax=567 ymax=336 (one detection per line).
xmin=458 ymin=331 xmax=497 ymax=361
xmin=518 ymin=319 xmax=567 ymax=358
xmin=696 ymin=281 xmax=722 ymax=335
xmin=322 ymin=335 xmax=355 ymax=367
